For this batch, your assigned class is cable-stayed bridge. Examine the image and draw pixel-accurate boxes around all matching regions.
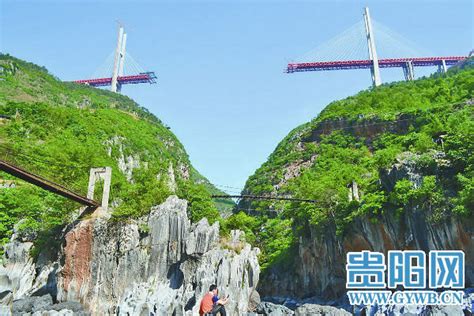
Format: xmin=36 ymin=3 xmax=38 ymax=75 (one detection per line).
xmin=74 ymin=25 xmax=157 ymax=93
xmin=286 ymin=7 xmax=469 ymax=87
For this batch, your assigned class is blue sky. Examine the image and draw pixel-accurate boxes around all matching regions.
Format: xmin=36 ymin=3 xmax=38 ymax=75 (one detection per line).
xmin=1 ymin=0 xmax=472 ymax=193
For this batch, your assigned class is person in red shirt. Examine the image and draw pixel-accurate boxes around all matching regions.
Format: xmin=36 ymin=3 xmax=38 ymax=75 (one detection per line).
xmin=199 ymin=284 xmax=228 ymax=316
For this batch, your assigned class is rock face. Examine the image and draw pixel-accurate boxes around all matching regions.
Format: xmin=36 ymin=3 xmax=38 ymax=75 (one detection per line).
xmin=0 ymin=196 xmax=260 ymax=315
xmin=0 ymin=239 xmax=35 ymax=299
xmin=259 ymin=154 xmax=474 ymax=299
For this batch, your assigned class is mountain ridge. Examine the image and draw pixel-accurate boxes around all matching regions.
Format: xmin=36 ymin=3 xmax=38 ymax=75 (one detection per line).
xmin=0 ymin=53 xmax=232 ymax=254
xmin=236 ymin=60 xmax=474 ymax=297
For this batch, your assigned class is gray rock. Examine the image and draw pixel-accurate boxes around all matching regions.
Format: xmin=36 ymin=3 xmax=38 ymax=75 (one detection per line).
xmin=379 ymin=304 xmax=426 ymax=315
xmin=2 ymin=196 xmax=259 ymax=315
xmin=248 ymin=290 xmax=261 ymax=312
xmin=12 ymin=294 xmax=52 ymax=313
xmin=0 ymin=275 xmax=11 ymax=294
xmin=186 ymin=218 xmax=219 ymax=255
xmin=2 ymin=240 xmax=35 ymax=299
xmin=294 ymin=303 xmax=351 ymax=316
xmin=49 ymin=301 xmax=86 ymax=313
xmin=31 ymin=294 xmax=53 ymax=313
xmin=0 ymin=290 xmax=12 ymax=316
xmin=0 ymin=304 xmax=11 ymax=316
xmin=429 ymin=305 xmax=464 ymax=316
xmin=0 ymin=290 xmax=12 ymax=306
xmin=3 ymin=190 xmax=469 ymax=316
xmin=256 ymin=301 xmax=294 ymax=315
xmin=31 ymin=310 xmax=75 ymax=316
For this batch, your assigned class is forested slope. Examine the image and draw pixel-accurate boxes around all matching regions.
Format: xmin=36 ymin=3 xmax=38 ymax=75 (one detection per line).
xmin=0 ymin=54 xmax=232 ymax=253
xmin=235 ymin=59 xmax=474 ymax=281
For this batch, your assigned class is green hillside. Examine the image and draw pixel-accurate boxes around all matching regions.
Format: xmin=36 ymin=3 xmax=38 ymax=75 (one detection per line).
xmin=236 ymin=59 xmax=474 ymax=270
xmin=0 ymin=54 xmax=232 ymax=252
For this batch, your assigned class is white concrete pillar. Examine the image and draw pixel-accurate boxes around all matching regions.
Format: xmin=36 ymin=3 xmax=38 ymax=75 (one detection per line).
xmin=111 ymin=26 xmax=124 ymax=93
xmin=403 ymin=61 xmax=415 ymax=81
xmin=117 ymin=32 xmax=127 ymax=93
xmin=118 ymin=33 xmax=127 ymax=76
xmin=101 ymin=167 xmax=112 ymax=211
xmin=87 ymin=167 xmax=112 ymax=215
xmin=438 ymin=59 xmax=447 ymax=73
xmin=87 ymin=169 xmax=97 ymax=200
xmin=364 ymin=7 xmax=382 ymax=87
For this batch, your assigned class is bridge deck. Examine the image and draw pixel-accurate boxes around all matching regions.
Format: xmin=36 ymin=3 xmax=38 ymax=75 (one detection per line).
xmin=211 ymin=194 xmax=317 ymax=203
xmin=287 ymin=56 xmax=467 ymax=73
xmin=0 ymin=159 xmax=99 ymax=208
xmin=74 ymin=72 xmax=157 ymax=87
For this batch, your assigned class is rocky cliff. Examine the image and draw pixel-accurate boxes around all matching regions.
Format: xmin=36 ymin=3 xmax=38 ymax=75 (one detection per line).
xmin=238 ymin=63 xmax=474 ymax=304
xmin=259 ymin=151 xmax=474 ymax=300
xmin=0 ymin=196 xmax=260 ymax=315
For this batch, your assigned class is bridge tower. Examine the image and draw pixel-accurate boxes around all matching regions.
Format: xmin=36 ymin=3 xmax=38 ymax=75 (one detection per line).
xmin=111 ymin=25 xmax=127 ymax=93
xmin=74 ymin=24 xmax=157 ymax=90
xmin=363 ymin=7 xmax=382 ymax=87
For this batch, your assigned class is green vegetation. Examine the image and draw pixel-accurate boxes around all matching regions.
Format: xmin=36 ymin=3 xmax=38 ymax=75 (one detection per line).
xmin=0 ymin=54 xmax=230 ymax=255
xmin=1 ymin=53 xmax=473 ymax=274
xmin=235 ymin=59 xmax=474 ymax=270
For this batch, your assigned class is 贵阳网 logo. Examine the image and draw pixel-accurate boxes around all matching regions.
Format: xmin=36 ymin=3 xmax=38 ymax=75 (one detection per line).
xmin=346 ymin=250 xmax=466 ymax=306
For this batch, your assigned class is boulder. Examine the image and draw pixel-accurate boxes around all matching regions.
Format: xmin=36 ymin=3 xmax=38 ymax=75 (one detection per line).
xmin=294 ymin=303 xmax=351 ymax=316
xmin=12 ymin=294 xmax=52 ymax=314
xmin=256 ymin=301 xmax=294 ymax=315
xmin=248 ymin=290 xmax=261 ymax=312
xmin=49 ymin=301 xmax=87 ymax=313
xmin=429 ymin=305 xmax=465 ymax=316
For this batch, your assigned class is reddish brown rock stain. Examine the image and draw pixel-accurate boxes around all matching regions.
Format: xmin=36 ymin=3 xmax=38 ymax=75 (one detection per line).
xmin=343 ymin=234 xmax=371 ymax=252
xmin=379 ymin=225 xmax=396 ymax=250
xmin=457 ymin=223 xmax=471 ymax=248
xmin=62 ymin=220 xmax=94 ymax=293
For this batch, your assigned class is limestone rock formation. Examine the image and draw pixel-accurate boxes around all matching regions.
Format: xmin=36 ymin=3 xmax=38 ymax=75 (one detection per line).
xmin=0 ymin=196 xmax=260 ymax=315
xmin=259 ymin=153 xmax=474 ymax=299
